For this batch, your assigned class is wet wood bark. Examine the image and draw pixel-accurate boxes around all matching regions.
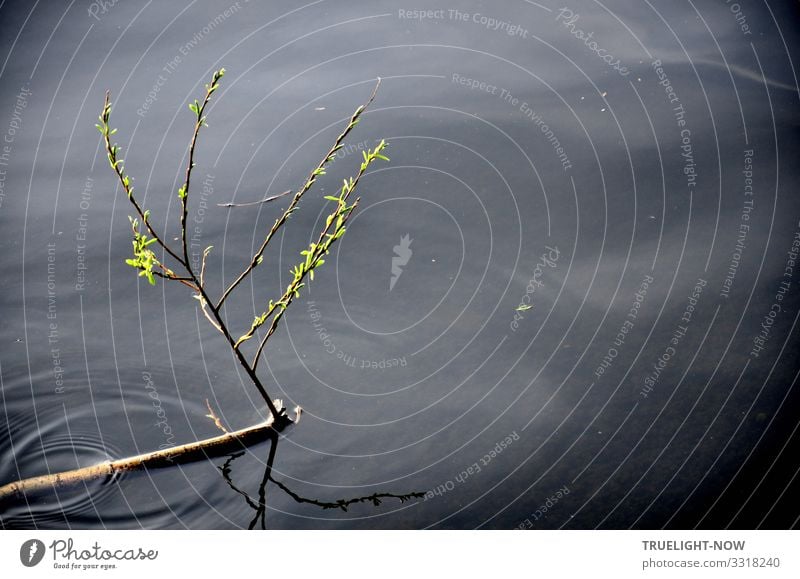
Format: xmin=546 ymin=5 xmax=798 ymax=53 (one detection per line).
xmin=0 ymin=416 xmax=291 ymax=503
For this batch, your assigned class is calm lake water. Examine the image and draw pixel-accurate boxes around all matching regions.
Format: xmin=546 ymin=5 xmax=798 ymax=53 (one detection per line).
xmin=1 ymin=0 xmax=799 ymax=529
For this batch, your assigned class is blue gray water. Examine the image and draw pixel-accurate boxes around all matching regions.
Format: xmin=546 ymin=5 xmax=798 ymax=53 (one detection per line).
xmin=1 ymin=0 xmax=799 ymax=529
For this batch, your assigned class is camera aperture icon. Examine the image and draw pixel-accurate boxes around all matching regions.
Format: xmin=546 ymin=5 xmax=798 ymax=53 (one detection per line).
xmin=20 ymin=539 xmax=46 ymax=567
xmin=390 ymin=234 xmax=413 ymax=291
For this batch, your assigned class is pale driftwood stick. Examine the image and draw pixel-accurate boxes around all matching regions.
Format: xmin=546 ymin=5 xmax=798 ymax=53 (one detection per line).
xmin=0 ymin=415 xmax=291 ymax=504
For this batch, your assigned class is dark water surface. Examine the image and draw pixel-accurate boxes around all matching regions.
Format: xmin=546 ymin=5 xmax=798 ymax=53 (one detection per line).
xmin=1 ymin=0 xmax=799 ymax=529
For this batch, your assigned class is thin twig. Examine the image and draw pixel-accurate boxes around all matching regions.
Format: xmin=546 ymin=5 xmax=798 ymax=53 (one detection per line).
xmin=100 ymin=74 xmax=282 ymax=422
xmin=248 ymin=141 xmax=386 ymax=369
xmin=205 ymin=399 xmax=229 ymax=434
xmin=243 ymin=138 xmax=388 ymax=366
xmin=179 ymin=68 xmax=225 ymax=278
xmin=216 ymin=77 xmax=381 ymax=310
xmin=100 ymin=92 xmax=186 ymax=269
xmin=199 ymin=245 xmax=212 ymax=288
xmin=250 ymin=198 xmax=361 ymax=370
xmin=217 ymin=189 xmax=291 ymax=208
xmin=250 ymin=138 xmax=386 ymax=369
xmin=151 ymin=269 xmax=195 ymax=287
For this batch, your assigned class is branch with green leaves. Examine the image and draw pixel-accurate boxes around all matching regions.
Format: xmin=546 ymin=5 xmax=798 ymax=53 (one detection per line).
xmin=242 ymin=141 xmax=389 ymax=371
xmin=124 ymin=215 xmax=194 ymax=287
xmin=215 ymin=78 xmax=382 ymax=310
xmin=98 ymin=94 xmax=188 ymax=280
xmin=0 ymin=71 xmax=400 ymax=507
xmin=98 ymin=68 xmax=386 ymax=422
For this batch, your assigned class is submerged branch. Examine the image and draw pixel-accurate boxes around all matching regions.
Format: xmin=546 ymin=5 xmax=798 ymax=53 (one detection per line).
xmin=0 ymin=412 xmax=292 ymax=504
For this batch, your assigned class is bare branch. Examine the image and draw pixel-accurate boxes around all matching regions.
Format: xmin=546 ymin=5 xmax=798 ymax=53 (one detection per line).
xmin=205 ymin=399 xmax=229 ymax=434
xmin=152 ymin=269 xmax=198 ymax=290
xmin=194 ymin=293 xmax=224 ymax=334
xmin=199 ymin=245 xmax=213 ymax=288
xmin=0 ymin=417 xmax=290 ymax=502
xmin=217 ymin=189 xmax=291 ymax=208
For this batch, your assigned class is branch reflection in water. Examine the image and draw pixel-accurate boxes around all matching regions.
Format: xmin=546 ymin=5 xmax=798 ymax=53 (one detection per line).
xmin=217 ymin=432 xmax=425 ymax=529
